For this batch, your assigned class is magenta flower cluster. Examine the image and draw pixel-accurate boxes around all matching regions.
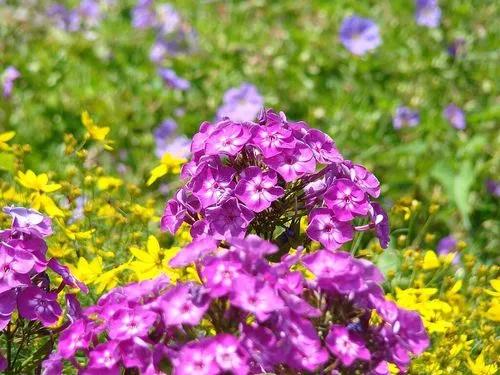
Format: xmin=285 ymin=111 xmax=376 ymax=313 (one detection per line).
xmin=46 ymin=235 xmax=428 ymax=374
xmin=161 ymin=109 xmax=389 ymax=250
xmin=0 ymin=207 xmax=87 ymax=369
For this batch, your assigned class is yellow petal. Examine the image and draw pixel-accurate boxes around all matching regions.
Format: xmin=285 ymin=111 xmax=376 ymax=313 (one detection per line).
xmin=450 ymin=280 xmax=462 ymax=293
xmin=39 ymin=194 xmax=64 ymax=217
xmin=41 ymin=183 xmax=62 ymax=193
xmin=147 ymin=165 xmax=167 ymax=186
xmin=490 ymin=279 xmax=500 ymax=292
xmin=36 ymin=173 xmax=49 ymax=188
xmin=422 ymin=250 xmax=440 ymax=270
xmin=147 ymin=235 xmax=160 ymax=259
xmin=0 ymin=131 xmax=15 ymax=142
xmin=130 ymin=246 xmax=155 ymax=263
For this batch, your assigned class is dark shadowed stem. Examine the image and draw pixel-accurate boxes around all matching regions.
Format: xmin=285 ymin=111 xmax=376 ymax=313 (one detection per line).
xmin=6 ymin=323 xmax=12 ymax=375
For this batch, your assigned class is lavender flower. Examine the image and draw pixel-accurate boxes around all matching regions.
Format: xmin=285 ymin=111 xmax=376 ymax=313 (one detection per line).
xmin=158 ymin=68 xmax=190 ymax=90
xmin=437 ymin=235 xmax=460 ymax=264
xmin=2 ymin=66 xmax=20 ymax=98
xmin=486 ymin=180 xmax=500 ymax=197
xmin=156 ymin=3 xmax=181 ymax=35
xmin=131 ymin=0 xmax=156 ymax=29
xmin=339 ymin=16 xmax=381 ymax=56
xmin=393 ymin=106 xmax=420 ymax=129
xmin=47 ymin=4 xmax=81 ymax=32
xmin=216 ymin=83 xmax=264 ymax=122
xmin=415 ymin=0 xmax=442 ymax=28
xmin=443 ymin=103 xmax=466 ymax=130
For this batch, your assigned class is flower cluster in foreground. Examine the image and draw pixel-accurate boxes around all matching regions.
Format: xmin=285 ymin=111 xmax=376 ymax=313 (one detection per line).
xmin=45 ymin=110 xmax=428 ymax=374
xmin=161 ymin=108 xmax=389 ymax=252
xmin=45 ymin=236 xmax=428 ymax=374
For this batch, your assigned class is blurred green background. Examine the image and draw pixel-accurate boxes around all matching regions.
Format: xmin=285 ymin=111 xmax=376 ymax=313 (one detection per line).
xmin=0 ymin=0 xmax=498 ymax=256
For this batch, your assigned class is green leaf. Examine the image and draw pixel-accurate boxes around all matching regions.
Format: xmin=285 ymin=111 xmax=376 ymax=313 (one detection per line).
xmin=453 ymin=160 xmax=475 ymax=229
xmin=376 ymin=249 xmax=401 ymax=277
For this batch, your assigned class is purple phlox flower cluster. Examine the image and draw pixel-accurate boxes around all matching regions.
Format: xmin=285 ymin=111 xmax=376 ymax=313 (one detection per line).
xmin=216 ymin=83 xmax=264 ymax=123
xmin=415 ymin=0 xmax=441 ymax=28
xmin=437 ymin=235 xmax=460 ymax=264
xmin=47 ymin=0 xmax=105 ymax=32
xmin=161 ymin=109 xmax=389 ymax=250
xmin=339 ymin=15 xmax=381 ymax=56
xmin=47 ymin=235 xmax=428 ymax=374
xmin=153 ymin=118 xmax=191 ymax=159
xmin=2 ymin=66 xmax=21 ymax=98
xmin=0 ymin=206 xmax=87 ymax=366
xmin=443 ymin=103 xmax=466 ymax=130
xmin=393 ymin=106 xmax=420 ymax=129
xmin=133 ymin=0 xmax=198 ymax=65
xmin=486 ymin=179 xmax=500 ymax=197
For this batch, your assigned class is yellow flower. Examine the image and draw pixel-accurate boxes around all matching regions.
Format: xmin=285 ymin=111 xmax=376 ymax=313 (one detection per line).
xmin=422 ymin=250 xmax=440 ymax=270
xmin=485 ymin=299 xmax=500 ymax=321
xmin=69 ymin=256 xmax=103 ymax=285
xmin=147 ymin=153 xmax=187 ymax=186
xmin=129 ymin=235 xmax=182 ymax=282
xmin=17 ymin=170 xmax=62 ymax=192
xmin=450 ymin=334 xmax=473 ymax=357
xmin=485 ymin=279 xmax=500 ymax=297
xmin=0 ymin=131 xmax=15 ymax=151
xmin=16 ymin=170 xmax=64 ymax=217
xmin=81 ymin=111 xmax=114 ymax=150
xmin=97 ymin=176 xmax=123 ymax=191
xmin=94 ymin=262 xmax=129 ymax=294
xmin=393 ymin=287 xmax=453 ymax=333
xmin=484 ymin=278 xmax=500 ymax=321
xmin=48 ymin=244 xmax=74 ymax=258
xmin=467 ymin=352 xmax=498 ymax=375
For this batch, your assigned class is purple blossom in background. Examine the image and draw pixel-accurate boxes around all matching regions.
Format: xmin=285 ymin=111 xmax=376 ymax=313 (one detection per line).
xmin=156 ymin=3 xmax=181 ymax=35
xmin=2 ymin=66 xmax=20 ymax=98
xmin=415 ymin=0 xmax=442 ymax=28
xmin=339 ymin=16 xmax=381 ymax=56
xmin=216 ymin=83 xmax=264 ymax=122
xmin=486 ymin=179 xmax=500 ymax=197
xmin=448 ymin=38 xmax=466 ymax=58
xmin=47 ymin=4 xmax=81 ymax=31
xmin=393 ymin=106 xmax=420 ymax=129
xmin=154 ymin=119 xmax=176 ymax=147
xmin=77 ymin=0 xmax=102 ymax=27
xmin=158 ymin=68 xmax=190 ymax=90
xmin=437 ymin=235 xmax=460 ymax=264
xmin=443 ymin=103 xmax=466 ymax=130
xmin=153 ymin=118 xmax=191 ymax=158
xmin=131 ymin=0 xmax=156 ymax=29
